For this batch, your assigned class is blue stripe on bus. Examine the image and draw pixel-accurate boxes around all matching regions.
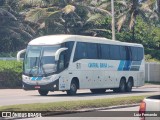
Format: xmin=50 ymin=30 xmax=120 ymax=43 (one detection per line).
xmin=123 ymin=60 xmax=132 ymax=71
xmin=118 ymin=60 xmax=142 ymax=71
xmin=31 ymin=77 xmax=43 ymax=81
xmin=118 ymin=60 xmax=125 ymax=71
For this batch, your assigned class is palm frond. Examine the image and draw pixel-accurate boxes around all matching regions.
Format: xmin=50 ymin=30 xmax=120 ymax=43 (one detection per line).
xmin=19 ymin=0 xmax=48 ymax=7
xmin=129 ymin=11 xmax=135 ymax=30
xmin=95 ymin=0 xmax=111 ymax=9
xmin=117 ymin=14 xmax=127 ymax=31
xmin=141 ymin=0 xmax=156 ymax=10
xmin=62 ymin=5 xmax=76 ymax=14
xmin=116 ymin=0 xmax=127 ymax=7
xmin=0 ymin=8 xmax=17 ymax=20
xmin=77 ymin=4 xmax=111 ymax=16
xmin=25 ymin=8 xmax=47 ymax=23
xmin=86 ymin=14 xmax=104 ymax=23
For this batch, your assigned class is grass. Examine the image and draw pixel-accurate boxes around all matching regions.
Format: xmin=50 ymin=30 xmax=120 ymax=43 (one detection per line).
xmin=0 ymin=95 xmax=149 ymax=112
xmin=145 ymin=81 xmax=160 ymax=85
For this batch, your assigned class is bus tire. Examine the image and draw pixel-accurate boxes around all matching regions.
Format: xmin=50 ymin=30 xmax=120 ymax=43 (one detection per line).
xmin=38 ymin=90 xmax=49 ymax=96
xmin=90 ymin=89 xmax=106 ymax=94
xmin=67 ymin=81 xmax=77 ymax=96
xmin=126 ymin=80 xmax=133 ymax=92
xmin=119 ymin=79 xmax=126 ymax=92
xmin=113 ymin=78 xmax=126 ymax=93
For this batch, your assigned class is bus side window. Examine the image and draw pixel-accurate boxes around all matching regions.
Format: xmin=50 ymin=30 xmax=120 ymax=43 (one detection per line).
xmin=73 ymin=42 xmax=87 ymax=62
xmin=86 ymin=43 xmax=98 ymax=59
xmin=100 ymin=44 xmax=110 ymax=59
xmin=137 ymin=47 xmax=144 ymax=61
xmin=120 ymin=46 xmax=127 ymax=60
xmin=126 ymin=46 xmax=132 ymax=60
xmin=131 ymin=47 xmax=138 ymax=61
xmin=110 ymin=45 xmax=120 ymax=60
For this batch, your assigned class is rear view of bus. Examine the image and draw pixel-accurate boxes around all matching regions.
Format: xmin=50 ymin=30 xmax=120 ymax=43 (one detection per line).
xmin=17 ymin=35 xmax=145 ymax=96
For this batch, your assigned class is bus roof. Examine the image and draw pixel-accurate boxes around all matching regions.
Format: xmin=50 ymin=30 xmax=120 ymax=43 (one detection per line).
xmin=28 ymin=35 xmax=143 ymax=47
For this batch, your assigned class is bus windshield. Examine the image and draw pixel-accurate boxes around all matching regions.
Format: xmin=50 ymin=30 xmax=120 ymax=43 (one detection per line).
xmin=24 ymin=45 xmax=60 ymax=76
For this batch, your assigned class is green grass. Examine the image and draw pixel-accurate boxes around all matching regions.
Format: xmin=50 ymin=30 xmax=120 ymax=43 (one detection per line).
xmin=145 ymin=81 xmax=160 ymax=85
xmin=0 ymin=95 xmax=149 ymax=112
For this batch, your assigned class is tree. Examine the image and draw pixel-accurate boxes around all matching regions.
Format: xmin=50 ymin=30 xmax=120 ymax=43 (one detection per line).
xmin=116 ymin=0 xmax=158 ymax=41
xmin=157 ymin=0 xmax=160 ymax=13
xmin=0 ymin=0 xmax=35 ymax=53
xmin=20 ymin=0 xmax=111 ymax=36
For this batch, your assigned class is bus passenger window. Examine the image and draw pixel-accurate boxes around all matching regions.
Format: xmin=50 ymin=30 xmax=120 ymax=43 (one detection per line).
xmin=86 ymin=43 xmax=98 ymax=59
xmin=120 ymin=46 xmax=127 ymax=60
xmin=137 ymin=48 xmax=144 ymax=60
xmin=131 ymin=47 xmax=138 ymax=61
xmin=74 ymin=42 xmax=87 ymax=61
xmin=110 ymin=45 xmax=120 ymax=60
xmin=100 ymin=44 xmax=110 ymax=59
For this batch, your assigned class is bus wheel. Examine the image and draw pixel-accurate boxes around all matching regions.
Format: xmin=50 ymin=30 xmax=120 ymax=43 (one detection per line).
xmin=67 ymin=81 xmax=77 ymax=96
xmin=90 ymin=89 xmax=106 ymax=94
xmin=114 ymin=79 xmax=126 ymax=93
xmin=38 ymin=90 xmax=49 ymax=96
xmin=126 ymin=80 xmax=133 ymax=92
xmin=119 ymin=79 xmax=126 ymax=92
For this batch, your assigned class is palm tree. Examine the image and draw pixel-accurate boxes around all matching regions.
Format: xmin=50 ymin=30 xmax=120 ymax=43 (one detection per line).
xmin=0 ymin=0 xmax=35 ymax=52
xmin=20 ymin=0 xmax=111 ymax=36
xmin=116 ymin=0 xmax=158 ymax=41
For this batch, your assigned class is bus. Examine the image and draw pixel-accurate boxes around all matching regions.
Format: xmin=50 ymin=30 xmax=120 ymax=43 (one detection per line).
xmin=17 ymin=35 xmax=145 ymax=96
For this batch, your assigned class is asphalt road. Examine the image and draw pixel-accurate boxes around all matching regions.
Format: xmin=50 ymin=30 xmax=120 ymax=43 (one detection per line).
xmin=0 ymin=84 xmax=159 ymax=106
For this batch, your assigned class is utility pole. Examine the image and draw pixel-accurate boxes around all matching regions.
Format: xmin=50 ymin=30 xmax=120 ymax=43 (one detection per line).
xmin=111 ymin=0 xmax=115 ymax=40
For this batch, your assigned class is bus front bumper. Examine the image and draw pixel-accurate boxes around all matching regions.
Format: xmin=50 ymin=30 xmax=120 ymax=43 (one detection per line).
xmin=22 ymin=79 xmax=59 ymax=91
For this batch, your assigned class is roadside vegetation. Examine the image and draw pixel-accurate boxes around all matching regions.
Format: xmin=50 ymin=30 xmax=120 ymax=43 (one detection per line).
xmin=0 ymin=61 xmax=22 ymax=88
xmin=0 ymin=95 xmax=149 ymax=112
xmin=0 ymin=0 xmax=160 ymax=61
xmin=145 ymin=81 xmax=160 ymax=85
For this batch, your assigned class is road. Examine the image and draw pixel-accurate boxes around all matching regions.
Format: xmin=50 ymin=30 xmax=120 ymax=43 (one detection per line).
xmin=0 ymin=84 xmax=159 ymax=106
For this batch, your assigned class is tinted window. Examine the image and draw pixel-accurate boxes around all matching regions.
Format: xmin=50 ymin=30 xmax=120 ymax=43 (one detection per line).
xmin=86 ymin=43 xmax=98 ymax=59
xmin=100 ymin=44 xmax=110 ymax=59
xmin=131 ymin=47 xmax=143 ymax=61
xmin=74 ymin=42 xmax=87 ymax=61
xmin=137 ymin=47 xmax=144 ymax=60
xmin=120 ymin=46 xmax=127 ymax=60
xmin=110 ymin=45 xmax=120 ymax=60
xmin=131 ymin=47 xmax=138 ymax=61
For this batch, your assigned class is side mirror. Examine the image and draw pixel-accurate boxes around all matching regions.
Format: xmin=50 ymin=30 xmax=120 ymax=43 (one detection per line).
xmin=55 ymin=48 xmax=68 ymax=61
xmin=17 ymin=49 xmax=26 ymax=62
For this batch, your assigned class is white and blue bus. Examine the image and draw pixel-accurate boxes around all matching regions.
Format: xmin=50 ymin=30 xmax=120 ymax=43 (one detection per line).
xmin=17 ymin=35 xmax=145 ymax=96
